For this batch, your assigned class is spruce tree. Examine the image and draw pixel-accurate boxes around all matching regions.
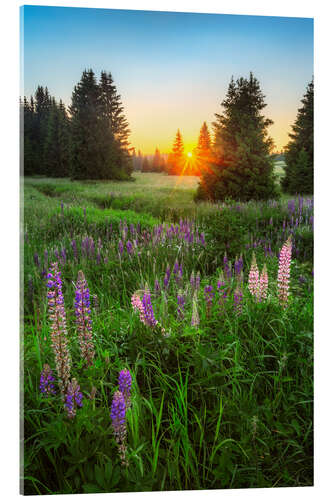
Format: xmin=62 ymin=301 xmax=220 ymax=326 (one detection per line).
xmin=44 ymin=99 xmax=70 ymax=177
xmin=34 ymin=86 xmax=52 ymax=174
xmin=69 ymin=69 xmax=106 ymax=180
xmin=197 ymin=73 xmax=277 ymax=201
xmin=22 ymin=96 xmax=36 ymax=175
xmin=152 ymin=147 xmax=162 ymax=172
xmin=142 ymin=156 xmax=151 ymax=173
xmin=167 ymin=129 xmax=185 ymax=175
xmin=282 ymin=79 xmax=313 ymax=194
xmin=194 ymin=121 xmax=212 ymax=176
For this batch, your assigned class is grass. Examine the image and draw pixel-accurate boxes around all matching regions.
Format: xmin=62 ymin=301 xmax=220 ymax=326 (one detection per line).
xmin=22 ymin=173 xmax=313 ymax=494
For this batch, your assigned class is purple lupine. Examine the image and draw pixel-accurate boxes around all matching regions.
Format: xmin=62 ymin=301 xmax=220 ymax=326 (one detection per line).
xmin=233 ymin=287 xmax=243 ymax=315
xmin=204 ymin=285 xmax=215 ymax=314
xmin=71 ymin=239 xmax=78 ymax=260
xmin=126 ymin=240 xmax=133 ymax=255
xmin=118 ymin=240 xmax=124 ymax=255
xmin=118 ymin=369 xmax=132 ymax=410
xmin=195 ymin=271 xmax=201 ymax=290
xmin=235 ymin=255 xmax=243 ymax=278
xmin=154 ymin=279 xmax=161 ymax=294
xmin=96 ymin=251 xmax=101 ymax=265
xmin=142 ymin=290 xmax=157 ymax=327
xmin=191 ymin=293 xmax=200 ymax=327
xmin=39 ymin=364 xmax=56 ymax=396
xmin=177 ymin=291 xmax=185 ymax=320
xmin=75 ymin=270 xmax=95 ymax=367
xmin=47 ymin=262 xmax=71 ymax=397
xmin=65 ymin=378 xmax=83 ymax=419
xmin=110 ymin=390 xmax=128 ymax=466
xmin=223 ymin=253 xmax=231 ymax=279
xmin=190 ymin=271 xmax=195 ymax=290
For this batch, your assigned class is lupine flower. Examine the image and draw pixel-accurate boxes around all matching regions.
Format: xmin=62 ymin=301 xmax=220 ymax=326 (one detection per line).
xmin=118 ymin=240 xmax=124 ymax=255
xmin=277 ymin=236 xmax=292 ymax=308
xmin=110 ymin=390 xmax=128 ymax=466
xmin=259 ymin=264 xmax=268 ymax=302
xmin=39 ymin=364 xmax=56 ymax=396
xmin=154 ymin=279 xmax=161 ymax=294
xmin=71 ymin=239 xmax=78 ymax=260
xmin=190 ymin=271 xmax=195 ymax=289
xmin=47 ymin=262 xmax=71 ymax=396
xmin=65 ymin=378 xmax=83 ymax=419
xmin=235 ymin=255 xmax=243 ymax=278
xmin=75 ymin=270 xmax=95 ymax=367
xmin=195 ymin=271 xmax=200 ymax=290
xmin=204 ymin=285 xmax=214 ymax=314
xmin=191 ymin=292 xmax=200 ymax=328
xmin=177 ymin=291 xmax=185 ymax=320
xmin=248 ymin=253 xmax=260 ymax=301
xmin=233 ymin=287 xmax=243 ymax=315
xmin=142 ymin=289 xmax=157 ymax=327
xmin=126 ymin=240 xmax=133 ymax=255
xmin=118 ymin=369 xmax=132 ymax=410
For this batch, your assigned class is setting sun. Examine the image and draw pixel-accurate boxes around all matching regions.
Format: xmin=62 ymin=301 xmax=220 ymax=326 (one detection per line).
xmin=187 ymin=152 xmax=192 ymax=158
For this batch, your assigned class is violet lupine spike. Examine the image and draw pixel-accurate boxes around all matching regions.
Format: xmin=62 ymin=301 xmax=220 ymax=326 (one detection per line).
xmin=277 ymin=236 xmax=292 ymax=308
xmin=39 ymin=364 xmax=56 ymax=396
xmin=177 ymin=291 xmax=185 ymax=320
xmin=259 ymin=264 xmax=268 ymax=302
xmin=118 ymin=240 xmax=124 ymax=255
xmin=191 ymin=292 xmax=200 ymax=328
xmin=126 ymin=240 xmax=133 ymax=255
xmin=248 ymin=253 xmax=260 ymax=302
xmin=47 ymin=262 xmax=71 ymax=397
xmin=154 ymin=279 xmax=161 ymax=295
xmin=110 ymin=390 xmax=128 ymax=466
xmin=233 ymin=287 xmax=243 ymax=315
xmin=75 ymin=270 xmax=95 ymax=367
xmin=195 ymin=271 xmax=201 ymax=290
xmin=65 ymin=378 xmax=83 ymax=419
xmin=142 ymin=290 xmax=157 ymax=327
xmin=204 ymin=285 xmax=214 ymax=314
xmin=118 ymin=369 xmax=132 ymax=410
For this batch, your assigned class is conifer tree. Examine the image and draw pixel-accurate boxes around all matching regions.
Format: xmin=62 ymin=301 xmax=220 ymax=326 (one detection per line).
xmin=44 ymin=99 xmax=70 ymax=177
xmin=142 ymin=156 xmax=151 ymax=173
xmin=194 ymin=122 xmax=212 ymax=176
xmin=282 ymin=79 xmax=313 ymax=194
xmin=197 ymin=73 xmax=277 ymax=201
xmin=22 ymin=96 xmax=36 ymax=175
xmin=152 ymin=147 xmax=162 ymax=172
xmin=167 ymin=129 xmax=185 ymax=175
xmin=69 ymin=69 xmax=108 ymax=180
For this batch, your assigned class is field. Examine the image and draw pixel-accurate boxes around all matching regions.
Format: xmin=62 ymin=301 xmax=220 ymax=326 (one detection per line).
xmin=22 ymin=173 xmax=313 ymax=494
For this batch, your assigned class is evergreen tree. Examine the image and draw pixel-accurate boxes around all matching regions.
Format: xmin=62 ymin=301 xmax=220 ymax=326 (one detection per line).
xmin=152 ymin=147 xmax=162 ymax=172
xmin=69 ymin=69 xmax=109 ymax=180
xmin=193 ymin=121 xmax=212 ymax=176
xmin=282 ymin=79 xmax=313 ymax=194
xmin=22 ymin=96 xmax=36 ymax=175
xmin=197 ymin=73 xmax=277 ymax=201
xmin=167 ymin=129 xmax=185 ymax=175
xmin=142 ymin=156 xmax=151 ymax=173
xmin=99 ymin=71 xmax=132 ymax=178
xmin=44 ymin=99 xmax=70 ymax=177
xmin=34 ymin=86 xmax=52 ymax=173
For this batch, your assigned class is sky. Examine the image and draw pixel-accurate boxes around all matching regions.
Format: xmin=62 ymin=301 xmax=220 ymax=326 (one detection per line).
xmin=21 ymin=5 xmax=313 ymax=155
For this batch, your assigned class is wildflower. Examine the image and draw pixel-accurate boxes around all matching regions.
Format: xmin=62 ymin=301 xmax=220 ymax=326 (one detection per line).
xmin=47 ymin=262 xmax=71 ymax=396
xmin=277 ymin=236 xmax=292 ymax=308
xmin=235 ymin=255 xmax=243 ymax=278
xmin=177 ymin=291 xmax=185 ymax=320
xmin=110 ymin=390 xmax=128 ymax=466
xmin=39 ymin=364 xmax=56 ymax=396
xmin=248 ymin=253 xmax=260 ymax=301
xmin=204 ymin=285 xmax=214 ymax=314
xmin=190 ymin=271 xmax=195 ymax=290
xmin=142 ymin=289 xmax=157 ymax=327
xmin=234 ymin=287 xmax=243 ymax=315
xmin=118 ymin=240 xmax=124 ymax=255
xmin=65 ymin=378 xmax=83 ymax=419
xmin=71 ymin=239 xmax=78 ymax=260
xmin=195 ymin=271 xmax=201 ymax=290
xmin=224 ymin=253 xmax=231 ymax=279
xmin=118 ymin=369 xmax=132 ymax=410
xmin=75 ymin=270 xmax=95 ymax=367
xmin=259 ymin=263 xmax=268 ymax=302
xmin=191 ymin=292 xmax=200 ymax=327
xmin=154 ymin=279 xmax=161 ymax=294
xmin=126 ymin=240 xmax=133 ymax=255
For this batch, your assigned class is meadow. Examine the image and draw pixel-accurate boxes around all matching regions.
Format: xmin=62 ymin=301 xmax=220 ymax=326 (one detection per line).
xmin=22 ymin=172 xmax=313 ymax=494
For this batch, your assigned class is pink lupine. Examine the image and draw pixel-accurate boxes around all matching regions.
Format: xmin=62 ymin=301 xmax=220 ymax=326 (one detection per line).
xmin=259 ymin=264 xmax=268 ymax=302
xmin=277 ymin=236 xmax=292 ymax=308
xmin=248 ymin=253 xmax=260 ymax=301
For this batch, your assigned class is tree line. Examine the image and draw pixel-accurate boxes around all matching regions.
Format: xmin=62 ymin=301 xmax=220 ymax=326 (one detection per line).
xmin=21 ymin=69 xmax=132 ymax=180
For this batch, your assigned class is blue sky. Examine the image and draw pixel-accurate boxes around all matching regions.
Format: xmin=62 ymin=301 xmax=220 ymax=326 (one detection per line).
xmin=21 ymin=5 xmax=313 ymax=153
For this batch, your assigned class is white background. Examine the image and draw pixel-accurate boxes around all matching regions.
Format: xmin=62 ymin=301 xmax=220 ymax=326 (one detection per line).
xmin=1 ymin=1 xmax=332 ymax=499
